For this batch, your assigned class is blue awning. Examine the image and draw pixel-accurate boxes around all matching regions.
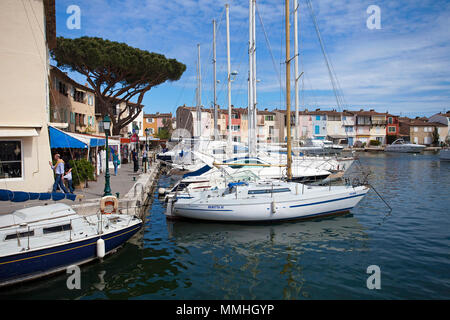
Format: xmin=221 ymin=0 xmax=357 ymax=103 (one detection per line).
xmin=49 ymin=126 xmax=88 ymax=149
xmin=89 ymin=138 xmax=105 ymax=147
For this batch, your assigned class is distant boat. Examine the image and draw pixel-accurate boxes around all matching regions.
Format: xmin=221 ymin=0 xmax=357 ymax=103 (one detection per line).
xmin=0 ymin=190 xmax=142 ymax=287
xmin=439 ymin=148 xmax=450 ymax=161
xmin=296 ymin=139 xmax=344 ymax=155
xmin=385 ymin=139 xmax=426 ymax=153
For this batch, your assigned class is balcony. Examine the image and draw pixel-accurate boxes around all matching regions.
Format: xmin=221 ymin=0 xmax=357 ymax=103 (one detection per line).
xmin=371 ymin=120 xmax=387 ymax=125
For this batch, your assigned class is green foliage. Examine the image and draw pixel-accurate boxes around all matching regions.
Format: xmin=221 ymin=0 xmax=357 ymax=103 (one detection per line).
xmin=51 ymin=36 xmax=186 ymax=134
xmin=51 ymin=36 xmax=186 ymax=93
xmin=69 ymin=159 xmax=95 ymax=187
xmin=432 ymin=127 xmax=440 ymax=145
xmin=155 ymin=128 xmax=171 ymax=140
xmin=369 ymin=139 xmax=381 ymax=146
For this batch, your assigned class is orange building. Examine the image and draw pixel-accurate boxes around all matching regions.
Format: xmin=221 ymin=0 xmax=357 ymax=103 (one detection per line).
xmin=143 ymin=112 xmax=172 ymax=137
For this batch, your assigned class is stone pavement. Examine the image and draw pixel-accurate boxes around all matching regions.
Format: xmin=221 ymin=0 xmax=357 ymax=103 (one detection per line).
xmin=74 ymin=161 xmax=144 ymax=200
xmin=0 ymin=161 xmax=160 ymax=216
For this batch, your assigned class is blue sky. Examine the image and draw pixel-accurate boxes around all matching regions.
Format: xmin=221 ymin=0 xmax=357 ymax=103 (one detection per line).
xmin=54 ymin=0 xmax=450 ymax=117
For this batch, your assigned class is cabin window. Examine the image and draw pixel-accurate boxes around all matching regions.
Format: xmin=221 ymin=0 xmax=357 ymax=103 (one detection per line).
xmin=43 ymin=224 xmax=72 ymax=234
xmin=248 ymin=188 xmax=291 ymax=195
xmin=0 ymin=140 xmax=23 ymax=180
xmin=5 ymin=230 xmax=34 ymax=240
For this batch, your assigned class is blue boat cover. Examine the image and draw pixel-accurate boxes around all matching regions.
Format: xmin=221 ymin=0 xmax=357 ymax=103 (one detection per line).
xmin=228 ymin=182 xmax=248 ymax=188
xmin=49 ymin=126 xmax=88 ymax=149
xmin=182 ymin=165 xmax=212 ymax=178
xmin=0 ymin=189 xmax=76 ymax=202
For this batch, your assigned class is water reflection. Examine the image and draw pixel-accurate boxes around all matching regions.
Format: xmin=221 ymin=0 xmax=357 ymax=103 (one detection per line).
xmin=165 ymin=214 xmax=369 ymax=299
xmin=166 ymin=215 xmax=368 ymax=251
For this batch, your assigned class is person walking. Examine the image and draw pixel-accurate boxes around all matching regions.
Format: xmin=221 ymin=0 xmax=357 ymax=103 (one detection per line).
xmin=113 ymin=150 xmax=120 ymax=176
xmin=63 ymin=166 xmax=74 ymax=194
xmin=49 ymin=154 xmax=69 ymax=193
xmin=142 ymin=149 xmax=147 ymax=172
xmin=132 ymin=150 xmax=139 ymax=172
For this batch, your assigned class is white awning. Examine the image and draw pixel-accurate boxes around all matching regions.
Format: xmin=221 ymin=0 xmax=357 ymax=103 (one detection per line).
xmin=0 ymin=127 xmax=38 ymax=137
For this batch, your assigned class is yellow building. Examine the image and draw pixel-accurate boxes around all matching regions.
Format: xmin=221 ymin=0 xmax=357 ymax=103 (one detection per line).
xmin=0 ymin=0 xmax=56 ymax=191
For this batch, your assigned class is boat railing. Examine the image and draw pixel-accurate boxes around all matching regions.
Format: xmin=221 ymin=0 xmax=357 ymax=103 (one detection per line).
xmin=0 ymin=208 xmax=140 ymax=252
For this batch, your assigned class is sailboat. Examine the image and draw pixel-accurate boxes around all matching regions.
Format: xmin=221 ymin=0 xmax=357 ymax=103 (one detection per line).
xmin=165 ymin=0 xmax=369 ymax=222
xmin=0 ymin=190 xmax=142 ymax=287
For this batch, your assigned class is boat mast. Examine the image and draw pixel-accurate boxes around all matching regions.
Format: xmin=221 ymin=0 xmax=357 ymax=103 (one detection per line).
xmin=226 ymin=4 xmax=232 ymax=146
xmin=213 ymin=19 xmax=218 ymax=140
xmin=294 ymin=0 xmax=299 ymax=144
xmin=248 ymin=0 xmax=254 ymax=156
xmin=196 ymin=44 xmax=202 ymax=139
xmin=285 ymin=0 xmax=292 ymax=180
xmin=251 ymin=0 xmax=257 ymax=156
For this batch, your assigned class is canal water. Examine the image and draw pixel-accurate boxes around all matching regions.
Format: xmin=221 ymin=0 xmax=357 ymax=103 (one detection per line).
xmin=2 ymin=152 xmax=449 ymax=299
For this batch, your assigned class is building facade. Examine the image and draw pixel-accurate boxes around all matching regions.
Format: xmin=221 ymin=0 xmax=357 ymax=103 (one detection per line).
xmin=50 ymin=66 xmax=96 ymax=134
xmin=0 ymin=0 xmax=56 ymax=191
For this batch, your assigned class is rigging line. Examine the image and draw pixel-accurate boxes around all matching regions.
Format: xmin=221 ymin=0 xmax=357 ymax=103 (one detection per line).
xmin=305 ymin=0 xmax=343 ymax=110
xmin=255 ymin=3 xmax=283 ymax=101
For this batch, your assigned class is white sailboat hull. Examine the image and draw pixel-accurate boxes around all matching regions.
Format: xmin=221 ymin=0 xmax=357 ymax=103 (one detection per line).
xmin=168 ymin=185 xmax=369 ymax=222
xmin=439 ymin=149 xmax=450 ymax=160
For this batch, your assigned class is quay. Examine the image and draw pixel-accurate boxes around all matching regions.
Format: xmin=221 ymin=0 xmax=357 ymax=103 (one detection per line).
xmin=0 ymin=161 xmax=161 ymax=219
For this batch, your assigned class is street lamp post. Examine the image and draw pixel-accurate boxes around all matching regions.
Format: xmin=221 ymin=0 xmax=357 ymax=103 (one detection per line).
xmin=145 ymin=128 xmax=149 ymax=173
xmin=103 ymin=115 xmax=112 ymax=196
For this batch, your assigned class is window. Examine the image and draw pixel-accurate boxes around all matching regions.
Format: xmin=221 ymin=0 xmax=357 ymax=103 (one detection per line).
xmin=248 ymin=188 xmax=291 ymax=194
xmin=231 ymin=125 xmax=240 ymax=132
xmin=345 ymin=126 xmax=353 ymax=133
xmin=5 ymin=230 xmax=34 ymax=240
xmin=388 ymin=117 xmax=393 ymax=124
xmin=316 ymin=115 xmax=321 ymax=121
xmin=0 ymin=140 xmax=23 ymax=180
xmin=315 ymin=125 xmax=320 ymax=134
xmin=73 ymin=90 xmax=85 ymax=103
xmin=87 ymin=95 xmax=94 ymax=106
xmin=58 ymin=81 xmax=67 ymax=96
xmin=388 ymin=127 xmax=396 ymax=133
xmin=146 ymin=118 xmax=153 ymax=123
xmin=265 ymin=115 xmax=274 ymax=121
xmin=43 ymin=224 xmax=72 ymax=234
xmin=231 ymin=113 xmax=239 ymax=119
xmin=414 ymin=127 xmax=418 ymax=132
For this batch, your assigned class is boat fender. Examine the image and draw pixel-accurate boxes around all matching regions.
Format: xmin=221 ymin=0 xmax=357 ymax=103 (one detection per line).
xmin=158 ymin=188 xmax=166 ymax=196
xmin=165 ymin=199 xmax=174 ymax=217
xmin=271 ymin=200 xmax=276 ymax=214
xmin=97 ymin=238 xmax=105 ymax=258
xmin=100 ymin=196 xmax=118 ymax=215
